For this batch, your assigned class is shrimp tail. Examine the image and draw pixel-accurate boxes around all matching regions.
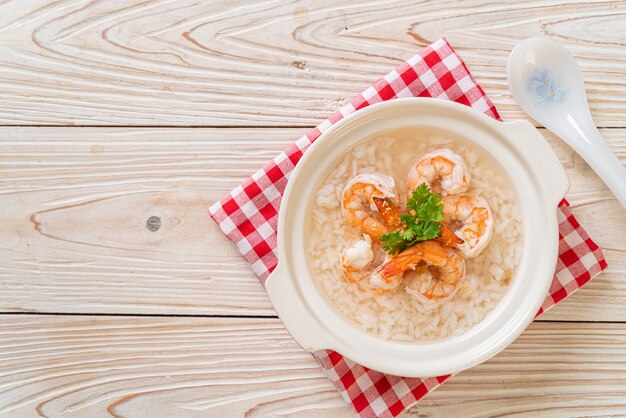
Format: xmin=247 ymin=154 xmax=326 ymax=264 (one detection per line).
xmin=378 ymin=245 xmax=424 ymax=280
xmin=373 ymin=196 xmax=402 ymax=228
xmin=436 ymin=224 xmax=464 ymax=247
xmin=377 ymin=262 xmax=406 ymax=281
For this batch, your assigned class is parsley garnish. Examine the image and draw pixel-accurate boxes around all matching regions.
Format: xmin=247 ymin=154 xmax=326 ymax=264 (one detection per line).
xmin=378 ymin=230 xmax=406 ymax=255
xmin=379 ymin=183 xmax=443 ymax=254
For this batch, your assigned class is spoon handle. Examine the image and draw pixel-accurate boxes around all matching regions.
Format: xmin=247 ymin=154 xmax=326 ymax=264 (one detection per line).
xmin=557 ymin=118 xmax=626 ymax=208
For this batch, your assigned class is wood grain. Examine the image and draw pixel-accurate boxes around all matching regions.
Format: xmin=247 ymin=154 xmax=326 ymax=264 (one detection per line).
xmin=0 ymin=127 xmax=299 ymax=315
xmin=0 ymin=316 xmax=624 ymax=418
xmin=1 ymin=2 xmax=625 ymax=416
xmin=0 ymin=127 xmax=624 ymax=319
xmin=1 ymin=1 xmax=626 ymax=126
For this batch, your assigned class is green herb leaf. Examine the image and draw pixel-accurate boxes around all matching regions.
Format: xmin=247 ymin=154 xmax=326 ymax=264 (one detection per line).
xmin=379 ymin=183 xmax=444 ymax=255
xmin=420 ymin=222 xmax=442 ymax=241
xmin=400 ymin=212 xmax=416 ymax=226
xmin=402 ymin=230 xmax=415 ymax=240
xmin=406 ymin=183 xmax=431 ymax=212
xmin=379 ymin=230 xmax=406 ymax=255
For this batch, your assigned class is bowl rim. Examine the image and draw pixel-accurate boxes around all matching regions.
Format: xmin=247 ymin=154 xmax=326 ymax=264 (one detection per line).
xmin=266 ymin=97 xmax=567 ymax=377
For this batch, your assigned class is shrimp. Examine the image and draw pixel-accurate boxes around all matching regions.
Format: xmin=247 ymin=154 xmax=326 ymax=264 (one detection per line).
xmin=377 ymin=241 xmax=466 ymax=304
xmin=367 ymin=260 xmax=403 ymax=295
xmin=407 ymin=149 xmax=470 ymax=196
xmin=341 ymin=236 xmax=375 ymax=284
xmin=442 ymin=194 xmax=494 ymax=258
xmin=436 ymin=224 xmax=464 ymax=247
xmin=342 ymin=174 xmax=398 ymax=240
xmin=341 ymin=236 xmax=402 ymax=295
xmin=373 ymin=196 xmax=402 ymax=229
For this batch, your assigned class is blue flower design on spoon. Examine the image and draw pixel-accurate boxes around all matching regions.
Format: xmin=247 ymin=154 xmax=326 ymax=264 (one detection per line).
xmin=527 ymin=69 xmax=566 ymax=105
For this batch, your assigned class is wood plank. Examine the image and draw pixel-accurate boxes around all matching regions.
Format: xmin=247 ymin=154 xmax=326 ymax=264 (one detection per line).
xmin=0 ymin=127 xmax=624 ymax=319
xmin=0 ymin=316 xmax=625 ymax=417
xmin=417 ymin=322 xmax=626 ymax=417
xmin=1 ymin=1 xmax=626 ymax=127
xmin=0 ymin=127 xmax=299 ymax=315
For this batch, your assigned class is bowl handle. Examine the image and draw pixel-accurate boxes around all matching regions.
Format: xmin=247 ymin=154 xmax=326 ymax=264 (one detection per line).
xmin=265 ymin=263 xmax=332 ymax=353
xmin=501 ymin=120 xmax=570 ymax=208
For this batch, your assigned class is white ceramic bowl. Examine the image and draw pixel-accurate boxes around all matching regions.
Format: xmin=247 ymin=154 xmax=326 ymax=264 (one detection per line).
xmin=266 ymin=98 xmax=568 ymax=377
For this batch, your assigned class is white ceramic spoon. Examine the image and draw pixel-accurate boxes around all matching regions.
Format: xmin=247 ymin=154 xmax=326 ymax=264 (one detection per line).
xmin=507 ymin=37 xmax=626 ymax=209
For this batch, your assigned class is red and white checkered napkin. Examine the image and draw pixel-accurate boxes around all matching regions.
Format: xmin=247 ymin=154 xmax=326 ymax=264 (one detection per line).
xmin=209 ymin=38 xmax=608 ymax=418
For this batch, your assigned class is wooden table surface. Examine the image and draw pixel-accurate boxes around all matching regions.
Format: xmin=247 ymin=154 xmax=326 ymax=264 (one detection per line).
xmin=1 ymin=1 xmax=625 ymax=417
